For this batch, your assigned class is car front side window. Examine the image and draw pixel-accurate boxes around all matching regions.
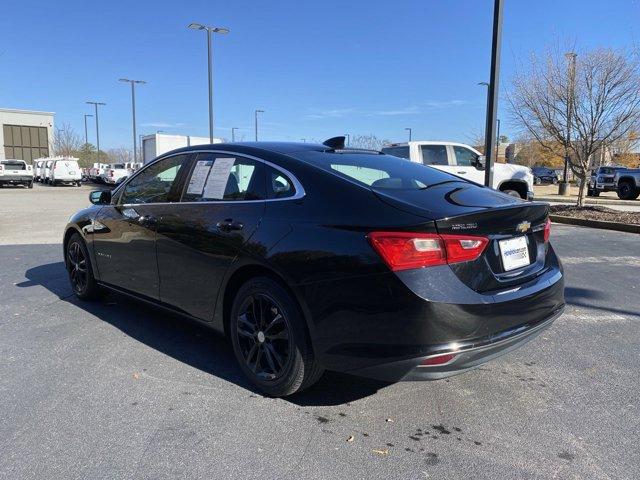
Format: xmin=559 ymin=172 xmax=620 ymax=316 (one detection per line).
xmin=453 ymin=146 xmax=478 ymax=167
xmin=120 ymin=154 xmax=188 ymax=204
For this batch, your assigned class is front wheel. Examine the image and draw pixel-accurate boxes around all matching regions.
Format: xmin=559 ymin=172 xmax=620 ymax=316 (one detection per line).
xmin=229 ymin=277 xmax=323 ymax=397
xmin=66 ymin=233 xmax=100 ymax=299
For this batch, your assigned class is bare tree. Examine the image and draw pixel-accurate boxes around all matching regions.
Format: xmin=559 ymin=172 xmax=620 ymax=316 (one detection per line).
xmin=350 ymin=134 xmax=390 ymax=151
xmin=106 ymin=147 xmax=133 ymax=164
xmin=508 ymin=47 xmax=640 ymax=206
xmin=52 ymin=122 xmax=81 ymax=157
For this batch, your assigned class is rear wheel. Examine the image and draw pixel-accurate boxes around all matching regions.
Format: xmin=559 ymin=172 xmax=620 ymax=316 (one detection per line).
xmin=534 ymin=177 xmax=541 ymax=185
xmin=28 ymin=181 xmax=33 ymax=189
xmin=66 ymin=233 xmax=100 ymax=300
xmin=229 ymin=276 xmax=323 ymax=397
xmin=617 ymin=181 xmax=639 ymax=200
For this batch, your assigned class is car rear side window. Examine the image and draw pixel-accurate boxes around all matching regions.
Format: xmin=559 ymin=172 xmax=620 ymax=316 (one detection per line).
xmin=381 ymin=146 xmax=410 ymax=159
xmin=182 ymin=153 xmax=265 ymax=202
xmin=266 ymin=166 xmax=296 ymax=199
xmin=420 ymin=145 xmax=448 ymax=165
xmin=120 ymin=154 xmax=188 ymax=204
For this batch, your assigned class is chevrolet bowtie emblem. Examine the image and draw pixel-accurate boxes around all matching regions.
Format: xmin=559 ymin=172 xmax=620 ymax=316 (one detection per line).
xmin=516 ymin=221 xmax=531 ymax=233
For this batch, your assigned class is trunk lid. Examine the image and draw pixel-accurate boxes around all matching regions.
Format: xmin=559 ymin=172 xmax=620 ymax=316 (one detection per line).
xmin=373 ymin=181 xmax=551 ymax=292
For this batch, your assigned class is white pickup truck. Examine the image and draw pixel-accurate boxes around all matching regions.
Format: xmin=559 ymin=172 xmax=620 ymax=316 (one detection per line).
xmin=0 ymin=159 xmax=34 ymax=188
xmin=100 ymin=163 xmax=132 ymax=185
xmin=381 ymin=141 xmax=534 ymax=200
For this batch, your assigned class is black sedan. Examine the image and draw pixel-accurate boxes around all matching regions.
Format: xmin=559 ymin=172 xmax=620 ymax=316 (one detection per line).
xmin=64 ymin=137 xmax=565 ymax=397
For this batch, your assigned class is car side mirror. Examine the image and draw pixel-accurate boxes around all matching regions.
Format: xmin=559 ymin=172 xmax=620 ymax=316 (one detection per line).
xmin=89 ymin=190 xmax=111 ymax=205
xmin=474 ymin=155 xmax=486 ymax=170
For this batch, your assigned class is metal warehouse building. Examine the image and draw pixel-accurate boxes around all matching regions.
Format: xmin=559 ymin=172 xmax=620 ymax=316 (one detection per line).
xmin=0 ymin=108 xmax=54 ymax=162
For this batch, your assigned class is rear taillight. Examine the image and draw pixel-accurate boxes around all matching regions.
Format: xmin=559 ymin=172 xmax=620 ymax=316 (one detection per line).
xmin=543 ymin=218 xmax=551 ymax=243
xmin=367 ymin=232 xmax=488 ymax=271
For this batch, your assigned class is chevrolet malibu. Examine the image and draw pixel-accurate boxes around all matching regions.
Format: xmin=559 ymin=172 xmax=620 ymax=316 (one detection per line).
xmin=63 ymin=137 xmax=565 ymax=397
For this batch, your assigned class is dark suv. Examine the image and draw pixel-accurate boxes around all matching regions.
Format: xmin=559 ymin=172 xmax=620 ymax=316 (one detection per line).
xmin=531 ymin=167 xmax=558 ymax=185
xmin=588 ymin=166 xmax=625 ymax=196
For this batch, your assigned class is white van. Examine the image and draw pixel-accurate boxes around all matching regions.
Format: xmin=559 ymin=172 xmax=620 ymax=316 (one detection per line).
xmin=381 ymin=141 xmax=534 ymax=200
xmin=34 ymin=159 xmax=46 ymax=182
xmin=42 ymin=160 xmax=54 ymax=183
xmin=49 ymin=158 xmax=82 ymax=186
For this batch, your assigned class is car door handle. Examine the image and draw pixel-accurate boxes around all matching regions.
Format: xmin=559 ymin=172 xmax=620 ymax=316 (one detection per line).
xmin=216 ymin=219 xmax=244 ymax=232
xmin=138 ymin=215 xmax=158 ymax=227
xmin=457 ymin=171 xmax=467 ymax=174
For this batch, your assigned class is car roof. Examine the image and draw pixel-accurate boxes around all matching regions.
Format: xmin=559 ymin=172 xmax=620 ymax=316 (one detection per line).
xmin=165 ymin=141 xmax=331 ymax=157
xmin=382 ymin=141 xmax=477 ymax=148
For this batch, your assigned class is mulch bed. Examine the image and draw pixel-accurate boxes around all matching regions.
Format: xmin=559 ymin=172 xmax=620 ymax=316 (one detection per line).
xmin=549 ymin=205 xmax=640 ymax=225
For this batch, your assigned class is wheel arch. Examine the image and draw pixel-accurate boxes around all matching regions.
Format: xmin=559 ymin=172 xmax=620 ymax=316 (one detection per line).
xmin=617 ymin=175 xmax=638 ymax=187
xmin=498 ymin=179 xmax=529 ymax=199
xmin=217 ymin=262 xmax=316 ymax=347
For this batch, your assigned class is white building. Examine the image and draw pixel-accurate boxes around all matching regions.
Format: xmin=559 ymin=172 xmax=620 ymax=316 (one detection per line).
xmin=0 ymin=108 xmax=54 ymax=162
xmin=142 ymin=133 xmax=222 ymax=164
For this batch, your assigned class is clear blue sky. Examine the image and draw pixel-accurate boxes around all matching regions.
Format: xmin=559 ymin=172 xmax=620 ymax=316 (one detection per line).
xmin=1 ymin=0 xmax=638 ymax=149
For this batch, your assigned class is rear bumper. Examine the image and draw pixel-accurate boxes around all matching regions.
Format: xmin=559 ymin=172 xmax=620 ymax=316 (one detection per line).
xmin=351 ymin=307 xmax=562 ymax=382
xmin=0 ymin=176 xmax=32 ymax=183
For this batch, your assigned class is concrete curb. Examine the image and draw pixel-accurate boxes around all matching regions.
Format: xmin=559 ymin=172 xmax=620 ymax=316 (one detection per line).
xmin=535 ymin=195 xmax=636 ymax=207
xmin=550 ymin=215 xmax=640 ymax=234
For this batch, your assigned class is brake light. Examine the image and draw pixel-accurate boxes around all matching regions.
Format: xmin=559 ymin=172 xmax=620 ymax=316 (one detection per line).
xmin=543 ymin=218 xmax=551 ymax=242
xmin=367 ymin=232 xmax=488 ymax=271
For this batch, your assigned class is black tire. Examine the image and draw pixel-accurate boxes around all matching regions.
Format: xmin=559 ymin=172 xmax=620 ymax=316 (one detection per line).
xmin=552 ymin=177 xmax=558 ymax=185
xmin=66 ymin=233 xmax=100 ymax=300
xmin=534 ymin=177 xmax=541 ymax=185
xmin=229 ymin=276 xmax=323 ymax=397
xmin=617 ymin=181 xmax=639 ymax=200
xmin=28 ymin=181 xmax=34 ymax=189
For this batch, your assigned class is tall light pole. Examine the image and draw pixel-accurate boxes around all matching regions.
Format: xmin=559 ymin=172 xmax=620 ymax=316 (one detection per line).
xmin=345 ymin=133 xmax=350 ymax=146
xmin=495 ymin=118 xmax=501 ymax=161
xmin=405 ymin=127 xmax=412 ymax=141
xmin=119 ymin=78 xmax=146 ymax=162
xmin=482 ymin=0 xmax=503 ymax=188
xmin=86 ymin=101 xmax=105 ymax=161
xmin=254 ymin=109 xmax=264 ymax=141
xmin=231 ymin=127 xmax=238 ymax=142
xmin=83 ymin=114 xmax=93 ymax=145
xmin=188 ymin=23 xmax=230 ymax=143
xmin=560 ymin=52 xmax=577 ymax=196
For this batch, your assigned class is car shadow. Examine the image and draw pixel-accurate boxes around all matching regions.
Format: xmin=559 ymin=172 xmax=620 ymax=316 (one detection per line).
xmin=19 ymin=261 xmax=389 ymax=406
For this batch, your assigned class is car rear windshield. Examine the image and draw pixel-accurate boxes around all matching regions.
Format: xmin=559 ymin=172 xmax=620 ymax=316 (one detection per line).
xmin=299 ymin=151 xmax=461 ymax=190
xmin=1 ymin=161 xmax=26 ymax=170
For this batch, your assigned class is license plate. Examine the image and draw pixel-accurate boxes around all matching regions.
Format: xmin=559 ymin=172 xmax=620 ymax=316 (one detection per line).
xmin=499 ymin=236 xmax=530 ymax=271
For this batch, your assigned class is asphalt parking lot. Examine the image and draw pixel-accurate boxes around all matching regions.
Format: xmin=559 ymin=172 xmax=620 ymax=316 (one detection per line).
xmin=1 ymin=184 xmax=639 ymax=480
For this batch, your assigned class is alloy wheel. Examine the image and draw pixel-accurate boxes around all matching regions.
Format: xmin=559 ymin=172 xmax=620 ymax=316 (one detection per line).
xmin=236 ymin=293 xmax=292 ymax=381
xmin=67 ymin=241 xmax=88 ymax=294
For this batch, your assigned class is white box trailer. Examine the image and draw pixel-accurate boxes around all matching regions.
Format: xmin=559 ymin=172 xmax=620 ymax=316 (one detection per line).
xmin=142 ymin=133 xmax=223 ymax=164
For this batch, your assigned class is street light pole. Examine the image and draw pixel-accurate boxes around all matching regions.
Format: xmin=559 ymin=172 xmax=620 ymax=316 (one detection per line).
xmin=119 ymin=78 xmax=146 ymax=163
xmin=482 ymin=0 xmax=503 ymax=188
xmin=495 ymin=118 xmax=501 ymax=162
xmin=405 ymin=127 xmax=412 ymax=141
xmin=188 ymin=23 xmax=230 ymax=143
xmin=83 ymin=114 xmax=93 ymax=145
xmin=345 ymin=133 xmax=350 ymax=146
xmin=86 ymin=101 xmax=105 ymax=161
xmin=254 ymin=109 xmax=264 ymax=141
xmin=231 ymin=127 xmax=238 ymax=142
xmin=559 ymin=52 xmax=577 ymax=196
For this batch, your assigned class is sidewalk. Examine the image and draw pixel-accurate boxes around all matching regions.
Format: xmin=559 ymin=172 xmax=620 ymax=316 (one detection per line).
xmin=533 ymin=184 xmax=638 ymax=207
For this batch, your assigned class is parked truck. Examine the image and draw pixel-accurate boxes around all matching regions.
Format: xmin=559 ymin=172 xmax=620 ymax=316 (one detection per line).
xmin=614 ymin=168 xmax=640 ymax=200
xmin=0 ymin=159 xmax=34 ymax=188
